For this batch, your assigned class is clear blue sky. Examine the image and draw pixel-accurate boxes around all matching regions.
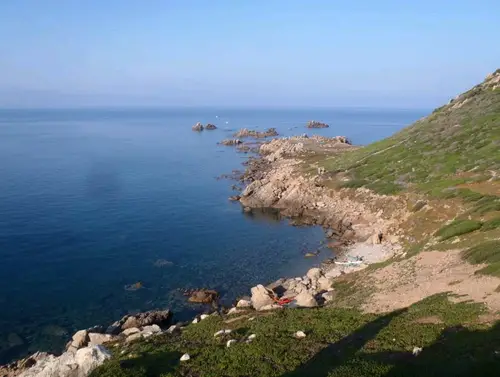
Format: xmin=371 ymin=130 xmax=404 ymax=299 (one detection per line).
xmin=0 ymin=0 xmax=499 ymax=108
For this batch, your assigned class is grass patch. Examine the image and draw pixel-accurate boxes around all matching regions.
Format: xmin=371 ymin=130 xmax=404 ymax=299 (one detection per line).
xmin=481 ymin=216 xmax=500 ymax=231
xmin=318 ymin=74 xmax=500 ymax=199
xmin=434 ymin=220 xmax=483 ymax=241
xmin=365 ymin=181 xmax=403 ymax=195
xmin=471 ymin=196 xmax=500 ymax=215
xmin=462 ymin=240 xmax=500 ymax=277
xmin=90 ymin=295 xmax=494 ymax=377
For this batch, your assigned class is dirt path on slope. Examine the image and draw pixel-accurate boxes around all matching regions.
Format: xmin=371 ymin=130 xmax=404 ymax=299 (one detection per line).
xmin=362 ymin=250 xmax=500 ymax=313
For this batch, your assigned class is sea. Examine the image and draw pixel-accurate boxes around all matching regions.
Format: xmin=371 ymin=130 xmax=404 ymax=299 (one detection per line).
xmin=0 ymin=107 xmax=426 ymax=363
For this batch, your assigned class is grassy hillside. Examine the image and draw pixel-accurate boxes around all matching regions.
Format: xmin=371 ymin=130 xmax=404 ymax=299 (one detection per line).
xmin=327 ymin=69 xmax=500 ymax=198
xmin=91 ymin=295 xmax=500 ymax=377
xmin=318 ymin=70 xmax=500 ymax=276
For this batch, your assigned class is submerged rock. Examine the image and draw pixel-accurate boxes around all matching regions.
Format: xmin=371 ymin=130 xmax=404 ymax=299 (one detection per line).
xmin=205 ymin=124 xmax=217 ymax=130
xmin=187 ymin=289 xmax=219 ymax=304
xmin=124 ymin=282 xmax=143 ymax=291
xmin=153 ymin=259 xmax=173 ymax=267
xmin=220 ymin=139 xmax=242 ymax=146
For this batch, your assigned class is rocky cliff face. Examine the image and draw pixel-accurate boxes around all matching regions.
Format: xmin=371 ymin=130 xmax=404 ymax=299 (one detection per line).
xmin=239 ymin=136 xmax=407 ymax=243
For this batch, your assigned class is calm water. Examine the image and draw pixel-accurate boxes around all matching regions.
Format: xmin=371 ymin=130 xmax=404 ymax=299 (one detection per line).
xmin=0 ymin=108 xmax=425 ymax=362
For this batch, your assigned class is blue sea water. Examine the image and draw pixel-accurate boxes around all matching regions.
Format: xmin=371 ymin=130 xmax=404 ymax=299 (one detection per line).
xmin=0 ymin=107 xmax=426 ymax=362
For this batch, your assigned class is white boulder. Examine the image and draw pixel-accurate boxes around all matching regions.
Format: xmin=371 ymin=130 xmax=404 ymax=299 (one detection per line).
xmin=250 ymin=284 xmax=274 ymax=311
xmin=18 ymin=345 xmax=111 ymax=377
xmin=294 ymin=291 xmax=318 ymax=308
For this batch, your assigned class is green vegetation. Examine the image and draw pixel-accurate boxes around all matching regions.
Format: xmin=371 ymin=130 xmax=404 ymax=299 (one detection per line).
xmin=462 ymin=240 xmax=500 ymax=277
xmin=481 ymin=217 xmax=500 ymax=231
xmin=462 ymin=240 xmax=500 ymax=264
xmin=91 ymin=295 xmax=497 ymax=377
xmin=319 ymin=73 xmax=500 ymax=202
xmin=434 ymin=220 xmax=483 ymax=241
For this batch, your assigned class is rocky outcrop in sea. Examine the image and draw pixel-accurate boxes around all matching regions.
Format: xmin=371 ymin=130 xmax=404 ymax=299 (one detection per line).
xmin=306 ymin=120 xmax=329 ymax=128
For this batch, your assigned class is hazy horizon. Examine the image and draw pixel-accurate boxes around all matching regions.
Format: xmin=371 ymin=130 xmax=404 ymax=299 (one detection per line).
xmin=1 ymin=0 xmax=499 ymax=109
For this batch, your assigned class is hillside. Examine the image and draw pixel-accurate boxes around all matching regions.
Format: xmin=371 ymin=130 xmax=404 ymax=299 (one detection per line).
xmin=328 ymin=69 xmax=500 ymax=196
xmin=311 ymin=70 xmax=500 ymax=278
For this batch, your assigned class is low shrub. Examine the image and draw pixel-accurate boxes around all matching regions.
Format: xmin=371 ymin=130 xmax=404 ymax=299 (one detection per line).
xmin=435 ymin=220 xmax=483 ymax=241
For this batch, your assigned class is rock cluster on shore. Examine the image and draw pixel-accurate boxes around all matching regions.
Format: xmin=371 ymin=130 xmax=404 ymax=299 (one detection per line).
xmin=0 ymin=310 xmax=172 ymax=377
xmin=237 ymin=135 xmax=404 ymax=243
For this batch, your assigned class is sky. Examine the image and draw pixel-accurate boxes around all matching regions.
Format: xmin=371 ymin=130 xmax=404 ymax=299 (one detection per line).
xmin=0 ymin=0 xmax=499 ymax=108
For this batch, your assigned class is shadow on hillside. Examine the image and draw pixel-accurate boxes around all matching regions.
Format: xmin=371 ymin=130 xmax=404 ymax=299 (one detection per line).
xmin=282 ymin=315 xmax=500 ymax=377
xmin=117 ymin=350 xmax=182 ymax=376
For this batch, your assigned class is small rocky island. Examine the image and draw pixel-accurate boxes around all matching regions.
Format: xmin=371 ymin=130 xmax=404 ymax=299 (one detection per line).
xmin=306 ymin=120 xmax=329 ymax=128
xmin=233 ymin=128 xmax=278 ymax=138
xmin=192 ymin=122 xmax=217 ymax=131
xmin=192 ymin=122 xmax=204 ymax=131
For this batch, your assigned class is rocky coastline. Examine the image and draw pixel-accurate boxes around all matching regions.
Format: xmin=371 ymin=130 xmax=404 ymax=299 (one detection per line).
xmin=2 ymin=133 xmax=408 ymax=377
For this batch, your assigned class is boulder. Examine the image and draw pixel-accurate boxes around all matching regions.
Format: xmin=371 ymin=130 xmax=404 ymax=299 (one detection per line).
xmin=88 ymin=333 xmax=115 ymax=346
xmin=121 ymin=309 xmax=172 ymax=330
xmin=306 ymin=268 xmax=323 ymax=282
xmin=66 ymin=330 xmax=89 ymax=352
xmin=294 ymin=291 xmax=318 ymax=308
xmin=187 ymin=289 xmax=219 ymax=304
xmin=142 ymin=325 xmax=161 ymax=334
xmin=228 ymin=195 xmax=241 ymax=202
xmin=317 ymin=276 xmax=332 ymax=291
xmin=236 ymin=299 xmax=252 ymax=308
xmin=125 ymin=333 xmax=142 ymax=343
xmin=294 ymin=331 xmax=307 ymax=339
xmin=250 ymin=284 xmax=275 ymax=311
xmin=227 ymin=307 xmax=242 ymax=316
xmin=205 ymin=124 xmax=217 ymax=130
xmin=192 ymin=122 xmax=204 ymax=131
xmin=166 ymin=324 xmax=181 ymax=335
xmin=74 ymin=346 xmax=112 ymax=376
xmin=17 ymin=345 xmax=111 ymax=377
xmin=122 ymin=327 xmax=140 ymax=336
xmin=0 ymin=352 xmax=51 ymax=377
